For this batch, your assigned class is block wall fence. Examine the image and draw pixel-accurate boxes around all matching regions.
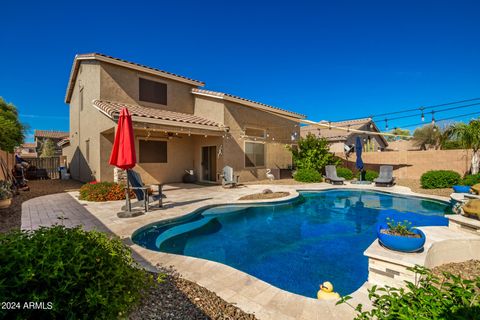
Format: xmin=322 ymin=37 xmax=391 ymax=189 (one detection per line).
xmin=337 ymin=149 xmax=473 ymax=179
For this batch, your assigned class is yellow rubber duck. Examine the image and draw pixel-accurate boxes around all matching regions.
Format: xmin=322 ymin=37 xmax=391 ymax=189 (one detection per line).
xmin=317 ymin=281 xmax=340 ymax=300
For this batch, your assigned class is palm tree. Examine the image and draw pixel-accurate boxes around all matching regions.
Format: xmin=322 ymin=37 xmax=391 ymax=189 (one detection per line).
xmin=449 ymin=119 xmax=480 ymax=174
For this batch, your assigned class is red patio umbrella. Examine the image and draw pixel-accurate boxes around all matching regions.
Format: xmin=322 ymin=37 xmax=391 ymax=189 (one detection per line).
xmin=109 ymin=108 xmax=136 ymax=212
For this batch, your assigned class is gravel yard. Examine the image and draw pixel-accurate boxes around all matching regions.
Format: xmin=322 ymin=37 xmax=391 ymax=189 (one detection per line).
xmin=396 ymin=178 xmax=452 ymax=198
xmin=432 ymin=260 xmax=480 ymax=282
xmin=238 ymin=191 xmax=290 ymax=200
xmin=130 ymin=268 xmax=257 ymax=320
xmin=0 ymin=179 xmax=83 ymax=233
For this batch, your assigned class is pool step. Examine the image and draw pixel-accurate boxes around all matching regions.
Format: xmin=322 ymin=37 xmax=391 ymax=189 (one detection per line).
xmin=155 ymin=217 xmax=216 ymax=248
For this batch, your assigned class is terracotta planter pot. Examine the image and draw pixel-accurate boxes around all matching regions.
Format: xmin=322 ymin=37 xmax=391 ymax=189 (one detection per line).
xmin=0 ymin=198 xmax=12 ymax=209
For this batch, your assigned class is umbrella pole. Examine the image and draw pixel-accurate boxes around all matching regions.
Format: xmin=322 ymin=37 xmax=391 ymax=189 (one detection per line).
xmin=126 ymin=170 xmax=132 ymax=213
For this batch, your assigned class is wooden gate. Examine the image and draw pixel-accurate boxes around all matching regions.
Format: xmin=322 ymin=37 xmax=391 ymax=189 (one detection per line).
xmin=29 ymin=157 xmax=61 ymax=179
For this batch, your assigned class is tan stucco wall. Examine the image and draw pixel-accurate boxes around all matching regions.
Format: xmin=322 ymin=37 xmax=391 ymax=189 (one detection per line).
xmin=223 ymin=101 xmax=298 ymax=182
xmin=338 ymin=149 xmax=473 ymax=179
xmin=193 ymin=96 xmax=225 ymax=125
xmin=132 ymin=131 xmax=195 ymax=184
xmin=65 ymin=61 xmax=116 ymax=182
xmin=100 ymin=62 xmax=197 ymax=114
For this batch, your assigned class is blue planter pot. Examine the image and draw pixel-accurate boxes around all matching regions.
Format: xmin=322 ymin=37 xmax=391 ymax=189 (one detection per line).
xmin=452 ymin=185 xmax=471 ymax=193
xmin=377 ymin=224 xmax=426 ymax=253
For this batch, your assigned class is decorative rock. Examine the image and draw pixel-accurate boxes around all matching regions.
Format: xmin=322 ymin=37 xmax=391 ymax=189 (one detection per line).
xmin=471 ymin=183 xmax=480 ymax=195
xmin=262 ymin=189 xmax=273 ymax=194
xmin=463 ymin=199 xmax=480 ymax=219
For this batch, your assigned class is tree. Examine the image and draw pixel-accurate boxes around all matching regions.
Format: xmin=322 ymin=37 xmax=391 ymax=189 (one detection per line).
xmin=449 ymin=119 xmax=480 ymax=174
xmin=40 ymin=139 xmax=56 ymax=158
xmin=287 ymin=133 xmax=339 ymax=172
xmin=385 ymin=128 xmax=410 ymax=142
xmin=0 ymin=97 xmax=25 ymax=152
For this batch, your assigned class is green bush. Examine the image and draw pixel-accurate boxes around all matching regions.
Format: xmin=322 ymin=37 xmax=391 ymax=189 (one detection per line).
xmin=420 ymin=170 xmax=461 ymax=189
xmin=0 ymin=226 xmax=155 ymax=319
xmin=357 ymin=169 xmax=379 ymax=182
xmin=336 ymin=167 xmax=354 ymax=180
xmin=293 ymin=168 xmax=322 ymax=183
xmin=287 ymin=133 xmax=339 ymax=173
xmin=460 ymin=174 xmax=480 ymax=186
xmin=338 ymin=266 xmax=480 ymax=319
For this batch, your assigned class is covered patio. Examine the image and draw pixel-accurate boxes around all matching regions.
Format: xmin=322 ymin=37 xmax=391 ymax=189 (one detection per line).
xmin=94 ymin=100 xmax=228 ymax=184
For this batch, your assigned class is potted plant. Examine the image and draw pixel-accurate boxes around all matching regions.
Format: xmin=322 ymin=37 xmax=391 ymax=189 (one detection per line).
xmin=0 ymin=180 xmax=13 ymax=209
xmin=377 ymin=218 xmax=426 ymax=252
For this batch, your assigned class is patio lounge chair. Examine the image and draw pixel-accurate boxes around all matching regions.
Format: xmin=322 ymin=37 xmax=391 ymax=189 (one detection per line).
xmin=324 ymin=165 xmax=345 ymax=185
xmin=221 ymin=166 xmax=239 ymax=188
xmin=125 ymin=170 xmax=164 ymax=212
xmin=374 ymin=165 xmax=395 ymax=187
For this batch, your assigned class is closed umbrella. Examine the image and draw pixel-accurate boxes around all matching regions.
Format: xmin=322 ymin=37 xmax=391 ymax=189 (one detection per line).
xmin=109 ymin=108 xmax=136 ymax=212
xmin=355 ymin=136 xmax=364 ymax=181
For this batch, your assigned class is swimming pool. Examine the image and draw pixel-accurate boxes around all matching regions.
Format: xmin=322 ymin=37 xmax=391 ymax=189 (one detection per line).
xmin=133 ymin=189 xmax=451 ymax=298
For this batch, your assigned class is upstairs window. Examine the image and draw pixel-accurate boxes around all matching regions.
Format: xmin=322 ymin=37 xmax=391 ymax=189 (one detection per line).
xmin=139 ymin=78 xmax=167 ymax=105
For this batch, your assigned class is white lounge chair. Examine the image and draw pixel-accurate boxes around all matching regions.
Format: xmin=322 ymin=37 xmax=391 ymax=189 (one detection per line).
xmin=221 ymin=166 xmax=239 ymax=188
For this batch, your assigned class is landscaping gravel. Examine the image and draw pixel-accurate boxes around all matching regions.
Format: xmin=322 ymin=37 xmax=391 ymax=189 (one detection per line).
xmin=432 ymin=259 xmax=480 ymax=282
xmin=0 ymin=179 xmax=83 ymax=233
xmin=238 ymin=191 xmax=290 ymax=201
xmin=396 ymin=178 xmax=452 ymax=198
xmin=130 ymin=267 xmax=257 ymax=320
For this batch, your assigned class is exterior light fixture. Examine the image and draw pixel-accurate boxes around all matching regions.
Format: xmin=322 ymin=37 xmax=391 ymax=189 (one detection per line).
xmin=420 ymin=107 xmax=425 ymax=122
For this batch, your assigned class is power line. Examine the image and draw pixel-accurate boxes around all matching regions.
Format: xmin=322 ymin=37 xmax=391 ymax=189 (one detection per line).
xmin=380 ymin=102 xmax=480 ymax=122
xmin=336 ymin=97 xmax=480 ymax=122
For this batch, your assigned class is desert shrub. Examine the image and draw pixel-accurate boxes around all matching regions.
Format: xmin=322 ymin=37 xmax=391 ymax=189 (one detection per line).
xmin=293 ymin=168 xmax=322 ymax=183
xmin=357 ymin=169 xmax=379 ymax=182
xmin=0 ymin=226 xmax=155 ymax=319
xmin=338 ymin=265 xmax=480 ymax=319
xmin=420 ymin=170 xmax=461 ymax=189
xmin=287 ymin=133 xmax=339 ymax=172
xmin=336 ymin=167 xmax=354 ymax=180
xmin=79 ymin=181 xmax=132 ymax=201
xmin=460 ymin=173 xmax=480 ymax=186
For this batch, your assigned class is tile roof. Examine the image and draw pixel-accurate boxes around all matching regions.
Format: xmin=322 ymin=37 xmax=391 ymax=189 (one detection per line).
xmin=65 ymin=53 xmax=204 ymax=103
xmin=93 ymin=100 xmax=224 ymax=129
xmin=21 ymin=142 xmax=37 ymax=148
xmin=300 ymin=118 xmax=388 ymax=145
xmin=57 ymin=138 xmax=70 ymax=147
xmin=192 ymin=88 xmax=305 ymax=119
xmin=34 ymin=130 xmax=69 ymax=139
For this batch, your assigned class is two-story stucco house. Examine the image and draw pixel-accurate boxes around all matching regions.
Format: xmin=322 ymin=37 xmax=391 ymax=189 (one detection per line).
xmin=63 ymin=53 xmax=305 ymax=183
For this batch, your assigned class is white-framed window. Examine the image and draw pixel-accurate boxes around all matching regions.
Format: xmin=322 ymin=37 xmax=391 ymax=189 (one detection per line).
xmin=245 ymin=141 xmax=265 ymax=168
xmin=139 ymin=139 xmax=167 ymax=163
xmin=244 ymin=127 xmax=266 ymax=139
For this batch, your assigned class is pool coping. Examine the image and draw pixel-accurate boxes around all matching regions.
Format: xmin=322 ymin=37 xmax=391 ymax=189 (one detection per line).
xmin=122 ymin=184 xmax=456 ymax=319
xmin=45 ymin=183 xmax=459 ymax=319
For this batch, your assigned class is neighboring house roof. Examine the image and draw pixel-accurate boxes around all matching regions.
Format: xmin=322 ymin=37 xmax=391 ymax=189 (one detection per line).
xmin=65 ymin=53 xmax=205 ymax=103
xmin=92 ymin=99 xmax=225 ymax=131
xmin=21 ymin=142 xmax=37 ymax=148
xmin=301 ymin=118 xmax=389 ymax=146
xmin=57 ymin=138 xmax=70 ymax=147
xmin=386 ymin=139 xmax=418 ymax=151
xmin=192 ymin=88 xmax=306 ymax=120
xmin=34 ymin=130 xmax=69 ymax=139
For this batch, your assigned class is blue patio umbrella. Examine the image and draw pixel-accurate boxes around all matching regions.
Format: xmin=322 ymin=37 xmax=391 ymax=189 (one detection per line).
xmin=355 ymin=136 xmax=364 ymax=176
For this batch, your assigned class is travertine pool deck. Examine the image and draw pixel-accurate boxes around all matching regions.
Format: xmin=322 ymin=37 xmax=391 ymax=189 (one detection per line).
xmin=20 ymin=182 xmax=475 ymax=320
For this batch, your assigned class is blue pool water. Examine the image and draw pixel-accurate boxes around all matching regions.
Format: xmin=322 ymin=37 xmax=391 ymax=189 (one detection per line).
xmin=133 ymin=189 xmax=451 ymax=297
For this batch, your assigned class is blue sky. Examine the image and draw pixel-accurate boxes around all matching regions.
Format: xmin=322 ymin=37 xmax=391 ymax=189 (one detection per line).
xmin=1 ymin=0 xmax=479 ymax=142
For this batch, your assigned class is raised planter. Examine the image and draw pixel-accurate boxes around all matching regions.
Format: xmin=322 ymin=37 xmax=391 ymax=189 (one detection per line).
xmin=377 ymin=223 xmax=426 ymax=253
xmin=0 ymin=198 xmax=12 ymax=209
